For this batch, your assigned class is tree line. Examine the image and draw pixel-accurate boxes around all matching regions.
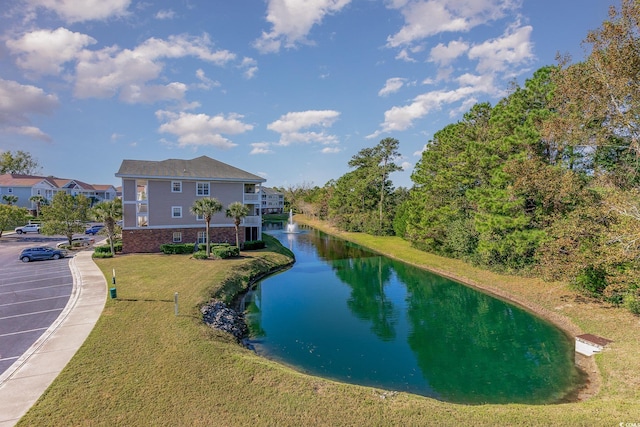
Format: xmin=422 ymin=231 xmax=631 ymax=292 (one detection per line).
xmin=276 ymin=0 xmax=640 ymax=314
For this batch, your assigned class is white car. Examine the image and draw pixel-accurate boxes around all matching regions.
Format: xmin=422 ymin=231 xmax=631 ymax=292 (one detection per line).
xmin=56 ymin=236 xmax=95 ymax=248
xmin=15 ymin=224 xmax=40 ymax=234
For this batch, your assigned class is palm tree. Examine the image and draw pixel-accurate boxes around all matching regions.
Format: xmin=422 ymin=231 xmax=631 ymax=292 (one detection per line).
xmin=29 ymin=195 xmax=47 ymax=217
xmin=91 ymin=199 xmax=123 ymax=256
xmin=190 ymin=197 xmax=223 ymax=257
xmin=226 ymin=201 xmax=249 ymax=249
xmin=2 ymin=194 xmax=18 ymax=205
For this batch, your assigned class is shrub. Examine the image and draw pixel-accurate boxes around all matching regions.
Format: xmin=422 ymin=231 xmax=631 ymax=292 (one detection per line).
xmin=603 ymin=283 xmax=628 ymax=306
xmin=192 ymin=250 xmax=208 ymax=260
xmin=94 ymin=242 xmax=122 ymax=254
xmin=243 ymin=240 xmax=266 ymax=250
xmin=572 ymin=266 xmax=607 ymax=297
xmin=211 ymin=244 xmax=239 ymax=259
xmin=94 ymin=245 xmax=112 ymax=254
xmin=624 ymin=293 xmax=640 ymax=315
xmin=160 ymin=243 xmax=195 ymax=254
xmin=92 ymin=251 xmax=113 ymax=258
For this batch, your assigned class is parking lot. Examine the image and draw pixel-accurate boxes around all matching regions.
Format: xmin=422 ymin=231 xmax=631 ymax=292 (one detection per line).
xmin=0 ymin=233 xmax=76 ymax=376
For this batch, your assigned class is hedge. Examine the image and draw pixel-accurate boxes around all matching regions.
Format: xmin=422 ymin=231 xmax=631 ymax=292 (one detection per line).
xmin=243 ymin=240 xmax=266 ymax=250
xmin=160 ymin=243 xmax=196 ymax=254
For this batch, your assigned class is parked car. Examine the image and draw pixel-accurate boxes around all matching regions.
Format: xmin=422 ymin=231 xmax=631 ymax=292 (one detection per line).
xmin=15 ymin=224 xmax=40 ymax=234
xmin=19 ymin=246 xmax=67 ymax=262
xmin=85 ymin=225 xmax=104 ymax=235
xmin=56 ymin=236 xmax=95 ymax=248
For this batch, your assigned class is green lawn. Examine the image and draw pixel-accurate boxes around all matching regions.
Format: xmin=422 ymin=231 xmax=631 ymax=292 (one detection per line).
xmin=18 ymin=225 xmax=640 ymax=426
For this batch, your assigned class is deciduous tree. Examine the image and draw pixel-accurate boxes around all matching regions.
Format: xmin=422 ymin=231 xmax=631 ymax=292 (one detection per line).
xmin=41 ymin=192 xmax=91 ymax=245
xmin=0 ymin=204 xmax=28 ymax=237
xmin=0 ymin=151 xmax=40 ymax=175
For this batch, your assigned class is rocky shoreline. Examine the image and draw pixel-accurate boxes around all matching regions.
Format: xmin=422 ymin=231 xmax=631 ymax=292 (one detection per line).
xmin=201 ymin=300 xmax=248 ymax=341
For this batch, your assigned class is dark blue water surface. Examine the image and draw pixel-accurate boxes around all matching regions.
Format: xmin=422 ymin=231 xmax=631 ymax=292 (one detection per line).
xmin=245 ymin=226 xmax=583 ymax=404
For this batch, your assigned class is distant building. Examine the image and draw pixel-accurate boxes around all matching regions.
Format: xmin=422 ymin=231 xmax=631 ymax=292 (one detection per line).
xmin=0 ymin=174 xmax=117 ymax=214
xmin=115 ymin=155 xmax=265 ymax=253
xmin=259 ymin=186 xmax=284 ymax=214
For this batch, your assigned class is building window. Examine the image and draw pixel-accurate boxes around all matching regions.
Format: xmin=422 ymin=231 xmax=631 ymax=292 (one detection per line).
xmin=173 ymin=232 xmax=182 ymax=243
xmin=196 ymin=182 xmax=210 ymax=196
xmin=196 ymin=214 xmax=204 ymax=221
xmin=197 ymin=231 xmax=207 ymax=244
xmin=172 ymin=181 xmax=182 ymax=193
xmin=137 ymin=203 xmax=148 ymax=227
xmin=172 ymin=206 xmax=182 ymax=218
xmin=137 ymin=180 xmax=148 ymax=201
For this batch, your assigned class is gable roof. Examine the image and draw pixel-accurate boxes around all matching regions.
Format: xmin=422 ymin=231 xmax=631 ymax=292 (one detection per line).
xmin=0 ymin=174 xmax=114 ymax=191
xmin=92 ymin=184 xmax=116 ymax=191
xmin=260 ymin=186 xmax=283 ymax=195
xmin=115 ymin=155 xmax=265 ymax=183
xmin=51 ymin=178 xmax=94 ymax=190
xmin=0 ymin=174 xmax=57 ymax=188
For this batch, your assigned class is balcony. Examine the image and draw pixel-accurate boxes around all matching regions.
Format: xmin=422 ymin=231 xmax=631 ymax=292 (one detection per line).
xmin=242 ymin=215 xmax=261 ymax=225
xmin=243 ymin=193 xmax=259 ymax=203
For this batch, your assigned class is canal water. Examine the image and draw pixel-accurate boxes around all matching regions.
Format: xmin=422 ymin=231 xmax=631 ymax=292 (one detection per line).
xmin=245 ymin=225 xmax=582 ymax=404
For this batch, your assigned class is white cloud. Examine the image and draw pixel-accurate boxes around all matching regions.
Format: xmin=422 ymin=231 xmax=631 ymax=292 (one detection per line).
xmin=120 ymin=82 xmax=188 ymax=104
xmin=371 ymin=6 xmax=533 ymax=139
xmin=74 ymin=34 xmax=235 ymax=102
xmin=155 ymin=9 xmax=175 ymax=20
xmin=386 ymin=0 xmax=520 ymax=47
xmin=240 ymin=57 xmax=259 ymax=79
xmin=6 ymin=27 xmax=97 ymax=76
xmin=268 ymin=110 xmax=340 ymax=146
xmin=4 ymin=126 xmax=52 ymax=142
xmin=156 ymin=111 xmax=253 ymax=149
xmin=468 ymin=24 xmax=534 ymax=73
xmin=194 ymin=69 xmax=220 ymax=90
xmin=321 ymin=146 xmax=341 ymax=154
xmin=395 ymin=48 xmax=416 ymax=62
xmin=250 ymin=142 xmax=274 ymax=154
xmin=368 ymin=86 xmax=479 ymax=137
xmin=26 ymin=0 xmax=131 ymax=23
xmin=413 ymin=144 xmax=427 ymax=157
xmin=428 ymin=39 xmax=469 ymax=67
xmin=254 ymin=0 xmax=352 ymax=53
xmin=0 ymin=79 xmax=58 ymax=141
xmin=378 ymin=77 xmax=406 ymax=97
xmin=134 ymin=34 xmax=235 ymax=65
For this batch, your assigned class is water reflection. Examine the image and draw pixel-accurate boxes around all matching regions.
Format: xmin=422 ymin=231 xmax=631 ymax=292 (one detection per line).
xmin=246 ymin=226 xmax=582 ymax=404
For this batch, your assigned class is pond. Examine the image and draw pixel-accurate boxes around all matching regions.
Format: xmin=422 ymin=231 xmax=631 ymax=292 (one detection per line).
xmin=244 ymin=225 xmax=583 ymax=404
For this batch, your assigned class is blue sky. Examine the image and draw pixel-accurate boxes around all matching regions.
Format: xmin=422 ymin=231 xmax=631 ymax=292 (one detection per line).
xmin=0 ymin=0 xmax=611 ymax=189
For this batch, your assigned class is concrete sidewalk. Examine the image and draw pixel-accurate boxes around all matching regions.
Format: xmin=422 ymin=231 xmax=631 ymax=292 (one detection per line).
xmin=0 ymin=251 xmax=107 ymax=427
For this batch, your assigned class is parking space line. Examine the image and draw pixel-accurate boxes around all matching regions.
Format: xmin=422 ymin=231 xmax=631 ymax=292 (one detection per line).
xmin=0 ymin=283 xmax=72 ymax=297
xmin=0 ymin=295 xmax=70 ymax=308
xmin=0 ymin=308 xmax=63 ymax=321
xmin=0 ymin=327 xmax=49 ymax=338
xmin=0 ymin=274 xmax=72 ymax=288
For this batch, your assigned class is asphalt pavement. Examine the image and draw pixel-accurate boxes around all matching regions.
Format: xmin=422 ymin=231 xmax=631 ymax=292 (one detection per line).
xmin=0 ymin=249 xmax=107 ymax=426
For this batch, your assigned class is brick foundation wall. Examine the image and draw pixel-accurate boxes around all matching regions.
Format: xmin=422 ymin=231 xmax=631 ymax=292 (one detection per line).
xmin=122 ymin=227 xmax=243 ymax=253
